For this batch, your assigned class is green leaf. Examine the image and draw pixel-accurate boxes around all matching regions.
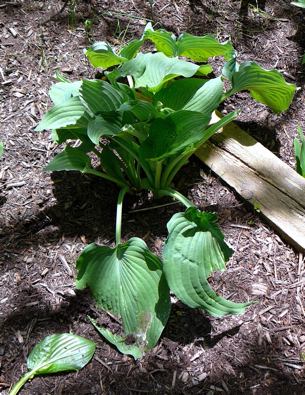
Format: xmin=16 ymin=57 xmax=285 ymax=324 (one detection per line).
xmin=119 ymin=39 xmax=144 ymax=59
xmin=45 ymin=146 xmax=91 ymax=172
xmin=88 ymin=115 xmax=121 ymax=144
xmin=155 ymin=78 xmax=206 ymax=110
xmin=119 ymin=52 xmax=199 ymax=91
xmin=27 ymin=333 xmax=95 ymax=374
xmin=144 ymin=24 xmax=177 ymax=57
xmin=89 ymin=317 xmax=143 ymax=359
xmin=197 ymin=64 xmax=213 ymax=75
xmin=10 ymin=334 xmax=95 ymax=395
xmin=80 ymin=80 xmax=127 ymax=115
xmin=86 ymin=42 xmax=126 ymax=69
xmin=229 ymin=62 xmax=296 ymax=113
xmin=0 ymin=141 xmax=3 ymax=158
xmin=163 ymin=208 xmax=249 ymax=316
xmin=76 ymin=237 xmax=171 ymax=351
xmin=100 ymin=146 xmax=126 ymax=182
xmin=120 ymin=100 xmax=157 ymax=122
xmin=35 ymin=97 xmax=87 ymax=131
xmin=222 ymin=55 xmax=239 ymax=80
xmin=291 ymin=1 xmax=305 ymax=8
xmin=49 ymin=81 xmax=82 ymax=105
xmin=183 ymin=77 xmax=224 ymax=114
xmin=176 ymin=33 xmax=234 ymax=62
xmin=294 ymin=127 xmax=305 ymax=177
xmin=51 ymin=127 xmax=88 ymax=144
xmin=140 ymin=111 xmax=211 ymax=160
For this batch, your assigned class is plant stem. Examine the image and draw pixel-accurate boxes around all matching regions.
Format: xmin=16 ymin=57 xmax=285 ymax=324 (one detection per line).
xmin=84 ymin=168 xmax=128 ymax=189
xmin=154 ymin=161 xmax=162 ymax=190
xmin=163 ymin=153 xmax=190 ymax=187
xmin=9 ymin=371 xmax=35 ymax=395
xmin=158 ymin=187 xmax=194 ymax=208
xmin=112 ymin=137 xmax=154 ymax=187
xmin=115 ymin=186 xmax=129 ymax=245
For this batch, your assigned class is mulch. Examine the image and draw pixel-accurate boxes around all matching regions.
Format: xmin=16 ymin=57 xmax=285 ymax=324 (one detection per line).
xmin=0 ymin=1 xmax=305 ymax=394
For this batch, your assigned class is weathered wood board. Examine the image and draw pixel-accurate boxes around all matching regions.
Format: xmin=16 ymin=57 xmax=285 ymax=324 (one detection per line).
xmin=196 ymin=120 xmax=305 ymax=252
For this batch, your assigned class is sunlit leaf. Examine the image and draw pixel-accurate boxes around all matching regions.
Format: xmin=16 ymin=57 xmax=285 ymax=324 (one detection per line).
xmin=229 ymin=61 xmax=296 ymax=113
xmin=176 ymin=33 xmax=234 ymax=62
xmin=144 ymin=24 xmax=176 ymax=56
xmin=49 ymin=81 xmax=82 ymax=105
xmin=163 ymin=208 xmax=250 ymax=316
xmin=76 ymin=238 xmax=171 ymax=351
xmin=183 ymin=77 xmax=224 ymax=114
xmin=86 ymin=41 xmax=126 ymax=69
xmin=80 ymin=80 xmax=127 ymax=115
xmin=119 ymin=52 xmax=199 ymax=91
xmin=35 ymin=97 xmax=87 ymax=131
xmin=119 ymin=38 xmax=144 ymax=59
xmin=10 ymin=334 xmax=95 ymax=395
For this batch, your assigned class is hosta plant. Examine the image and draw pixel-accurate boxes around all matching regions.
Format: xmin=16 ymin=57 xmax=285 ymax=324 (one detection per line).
xmin=36 ymin=24 xmax=295 ymax=358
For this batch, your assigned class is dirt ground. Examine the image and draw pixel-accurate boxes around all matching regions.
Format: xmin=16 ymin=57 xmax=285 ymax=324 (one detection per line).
xmin=1 ymin=1 xmax=305 ymax=394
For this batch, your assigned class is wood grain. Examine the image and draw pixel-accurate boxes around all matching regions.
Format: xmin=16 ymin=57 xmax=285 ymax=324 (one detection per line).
xmin=196 ymin=120 xmax=305 ymax=252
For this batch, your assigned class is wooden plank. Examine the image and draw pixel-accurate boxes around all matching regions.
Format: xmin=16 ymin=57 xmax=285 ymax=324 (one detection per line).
xmin=196 ymin=120 xmax=305 ymax=252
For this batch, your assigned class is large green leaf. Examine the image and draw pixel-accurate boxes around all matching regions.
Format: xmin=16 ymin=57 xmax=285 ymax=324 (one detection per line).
xmin=144 ymin=25 xmax=176 ymax=57
xmin=35 ymin=97 xmax=87 ymax=131
xmin=45 ymin=146 xmax=91 ymax=172
xmin=230 ymin=62 xmax=296 ymax=113
xmin=176 ymin=33 xmax=234 ymax=62
xmin=119 ymin=39 xmax=144 ymax=60
xmin=140 ymin=111 xmax=211 ymax=160
xmin=80 ymin=80 xmax=127 ymax=115
xmin=87 ymin=115 xmax=121 ymax=144
xmin=155 ymin=78 xmax=206 ymax=110
xmin=291 ymin=1 xmax=305 ymax=8
xmin=51 ymin=127 xmax=88 ymax=144
xmin=49 ymin=81 xmax=82 ymax=105
xmin=163 ymin=208 xmax=249 ymax=316
xmin=119 ymin=52 xmax=199 ymax=91
xmin=183 ymin=77 xmax=224 ymax=113
xmin=10 ymin=334 xmax=95 ymax=395
xmin=0 ymin=141 xmax=3 ymax=158
xmin=76 ymin=237 xmax=171 ymax=351
xmin=86 ymin=42 xmax=126 ymax=69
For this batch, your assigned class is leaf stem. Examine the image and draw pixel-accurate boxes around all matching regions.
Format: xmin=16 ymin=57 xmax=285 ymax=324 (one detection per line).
xmin=84 ymin=167 xmax=128 ymax=189
xmin=154 ymin=161 xmax=162 ymax=190
xmin=9 ymin=370 xmax=36 ymax=395
xmin=115 ymin=186 xmax=129 ymax=245
xmin=158 ymin=187 xmax=194 ymax=208
xmin=112 ymin=137 xmax=154 ymax=188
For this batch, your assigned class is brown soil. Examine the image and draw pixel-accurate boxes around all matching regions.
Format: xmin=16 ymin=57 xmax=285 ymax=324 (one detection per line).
xmin=1 ymin=1 xmax=305 ymax=394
